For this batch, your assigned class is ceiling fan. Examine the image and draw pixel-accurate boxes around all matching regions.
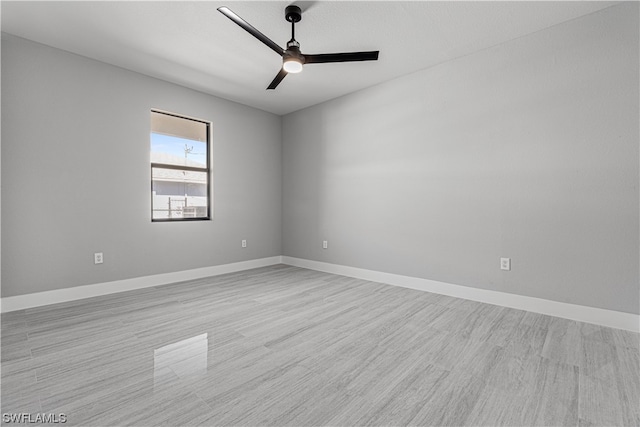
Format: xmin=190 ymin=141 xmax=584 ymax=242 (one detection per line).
xmin=218 ymin=5 xmax=380 ymax=90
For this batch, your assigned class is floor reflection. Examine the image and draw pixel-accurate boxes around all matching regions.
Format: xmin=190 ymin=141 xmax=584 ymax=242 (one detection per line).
xmin=154 ymin=333 xmax=208 ymax=389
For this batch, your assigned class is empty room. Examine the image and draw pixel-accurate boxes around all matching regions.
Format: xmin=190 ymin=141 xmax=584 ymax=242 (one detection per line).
xmin=1 ymin=1 xmax=638 ymax=426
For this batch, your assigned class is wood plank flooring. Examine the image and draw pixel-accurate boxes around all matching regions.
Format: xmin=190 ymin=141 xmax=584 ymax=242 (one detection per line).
xmin=1 ymin=264 xmax=638 ymax=426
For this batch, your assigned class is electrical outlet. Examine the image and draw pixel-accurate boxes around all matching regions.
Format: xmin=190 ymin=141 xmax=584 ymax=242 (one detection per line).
xmin=241 ymin=240 xmax=247 ymax=248
xmin=322 ymin=240 xmax=328 ymax=249
xmin=500 ymin=257 xmax=511 ymax=271
xmin=94 ymin=252 xmax=104 ymax=264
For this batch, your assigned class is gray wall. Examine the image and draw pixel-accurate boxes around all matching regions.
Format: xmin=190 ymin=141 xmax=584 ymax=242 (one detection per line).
xmin=1 ymin=34 xmax=282 ymax=297
xmin=282 ymin=3 xmax=640 ymax=314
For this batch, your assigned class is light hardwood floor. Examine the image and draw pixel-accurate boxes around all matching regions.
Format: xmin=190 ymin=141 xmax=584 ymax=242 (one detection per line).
xmin=2 ymin=264 xmax=638 ymax=426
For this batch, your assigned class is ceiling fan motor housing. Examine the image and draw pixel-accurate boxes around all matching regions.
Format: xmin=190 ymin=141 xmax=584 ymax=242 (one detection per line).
xmin=284 ymin=45 xmax=304 ymax=62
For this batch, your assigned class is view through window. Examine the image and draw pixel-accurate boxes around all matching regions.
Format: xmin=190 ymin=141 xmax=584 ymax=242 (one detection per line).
xmin=150 ymin=111 xmax=211 ymax=221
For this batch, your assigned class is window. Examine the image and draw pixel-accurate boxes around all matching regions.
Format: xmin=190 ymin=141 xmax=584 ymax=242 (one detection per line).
xmin=151 ymin=110 xmax=211 ymax=221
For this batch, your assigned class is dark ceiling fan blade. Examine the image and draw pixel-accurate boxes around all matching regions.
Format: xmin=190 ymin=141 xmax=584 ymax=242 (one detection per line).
xmin=267 ymin=68 xmax=288 ymax=90
xmin=217 ymin=7 xmax=284 ymax=56
xmin=304 ymin=51 xmax=379 ymax=64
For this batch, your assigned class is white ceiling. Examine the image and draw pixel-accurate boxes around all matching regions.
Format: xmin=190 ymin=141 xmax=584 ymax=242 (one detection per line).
xmin=1 ymin=1 xmax=618 ymax=115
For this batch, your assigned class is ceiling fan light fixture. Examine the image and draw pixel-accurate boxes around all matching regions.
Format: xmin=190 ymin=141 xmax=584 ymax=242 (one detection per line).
xmin=283 ymin=57 xmax=303 ymax=73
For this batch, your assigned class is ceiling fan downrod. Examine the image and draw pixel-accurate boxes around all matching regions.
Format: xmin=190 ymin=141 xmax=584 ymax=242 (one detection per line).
xmin=285 ymin=5 xmax=301 ymax=45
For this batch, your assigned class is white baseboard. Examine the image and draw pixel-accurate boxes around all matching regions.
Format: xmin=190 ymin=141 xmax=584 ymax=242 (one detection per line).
xmin=3 ymin=255 xmax=638 ymax=333
xmin=0 ymin=256 xmax=283 ymax=313
xmin=282 ymin=256 xmax=640 ymax=333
